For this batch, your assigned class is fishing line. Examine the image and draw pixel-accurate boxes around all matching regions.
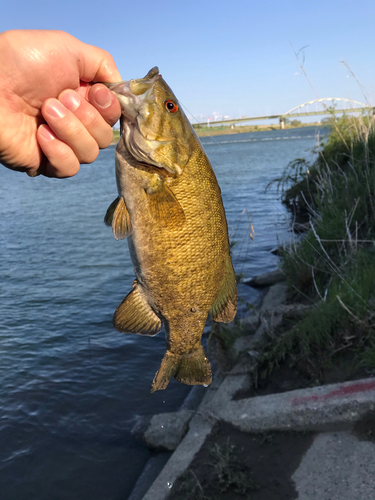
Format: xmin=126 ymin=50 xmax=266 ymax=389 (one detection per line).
xmin=181 ymin=102 xmax=375 ymax=315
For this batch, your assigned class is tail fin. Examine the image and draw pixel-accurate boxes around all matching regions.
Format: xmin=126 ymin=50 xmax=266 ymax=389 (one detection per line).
xmin=151 ymin=346 xmax=212 ymax=393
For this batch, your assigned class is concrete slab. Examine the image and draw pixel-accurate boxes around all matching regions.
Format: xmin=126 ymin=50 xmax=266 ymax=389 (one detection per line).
xmin=293 ymin=431 xmax=375 ymax=499
xmin=139 ymin=376 xmax=226 ymax=500
xmin=218 ymin=378 xmax=375 ymax=432
xmin=141 ymin=413 xmax=215 ymax=500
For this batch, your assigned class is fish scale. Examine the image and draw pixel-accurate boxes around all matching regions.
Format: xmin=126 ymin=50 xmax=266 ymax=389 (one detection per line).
xmin=104 ymin=67 xmax=237 ymax=392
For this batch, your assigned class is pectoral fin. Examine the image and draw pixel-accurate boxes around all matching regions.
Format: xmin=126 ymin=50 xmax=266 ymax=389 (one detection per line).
xmin=113 ymin=284 xmax=162 ymax=336
xmin=146 ymin=183 xmax=186 ymax=226
xmin=210 ymin=255 xmax=238 ymax=323
xmin=104 ymin=196 xmax=132 ymax=240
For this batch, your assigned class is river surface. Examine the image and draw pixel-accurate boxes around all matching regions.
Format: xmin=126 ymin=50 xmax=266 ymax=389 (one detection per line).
xmin=0 ymin=126 xmax=328 ymax=499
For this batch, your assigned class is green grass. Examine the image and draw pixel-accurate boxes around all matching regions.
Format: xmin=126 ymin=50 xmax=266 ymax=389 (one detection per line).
xmin=111 ymin=129 xmax=120 ymax=143
xmin=262 ymin=113 xmax=375 ymax=376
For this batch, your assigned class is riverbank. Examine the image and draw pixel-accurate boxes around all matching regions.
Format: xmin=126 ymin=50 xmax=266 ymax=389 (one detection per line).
xmin=128 ymin=114 xmax=375 ymax=500
xmin=131 ymin=269 xmax=375 ymax=500
xmin=110 ymin=121 xmax=322 ymax=144
xmin=193 ymin=121 xmax=322 ymax=137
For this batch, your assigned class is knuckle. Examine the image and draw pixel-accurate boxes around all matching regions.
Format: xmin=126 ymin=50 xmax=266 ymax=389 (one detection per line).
xmin=56 ymin=145 xmax=80 ymax=173
xmin=97 ymin=128 xmax=113 ymax=149
xmin=79 ymin=144 xmax=99 ymax=164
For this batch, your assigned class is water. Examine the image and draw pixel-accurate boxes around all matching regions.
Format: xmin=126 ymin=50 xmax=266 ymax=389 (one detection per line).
xmin=0 ymin=126 xmax=327 ymax=499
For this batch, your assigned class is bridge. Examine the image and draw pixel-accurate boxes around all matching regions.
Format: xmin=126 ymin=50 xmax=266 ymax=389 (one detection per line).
xmin=192 ymin=98 xmax=374 ymax=130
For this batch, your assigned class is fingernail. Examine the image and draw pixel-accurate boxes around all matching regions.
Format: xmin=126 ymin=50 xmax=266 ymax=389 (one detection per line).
xmin=60 ymin=91 xmax=81 ymax=112
xmin=45 ymin=100 xmax=66 ymax=119
xmin=39 ymin=125 xmax=56 ymax=141
xmin=94 ymin=87 xmax=111 ymax=108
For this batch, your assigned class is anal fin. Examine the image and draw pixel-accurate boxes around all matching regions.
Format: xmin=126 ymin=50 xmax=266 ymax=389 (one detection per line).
xmin=104 ymin=196 xmax=132 ymax=240
xmin=210 ymin=254 xmax=238 ymax=323
xmin=113 ymin=284 xmax=162 ymax=336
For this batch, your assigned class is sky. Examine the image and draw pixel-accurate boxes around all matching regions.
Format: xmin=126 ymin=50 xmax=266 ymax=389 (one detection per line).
xmin=2 ymin=0 xmax=375 ymax=123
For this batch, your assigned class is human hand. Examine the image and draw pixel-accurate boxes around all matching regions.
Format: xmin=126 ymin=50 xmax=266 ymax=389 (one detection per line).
xmin=0 ymin=29 xmax=122 ymax=178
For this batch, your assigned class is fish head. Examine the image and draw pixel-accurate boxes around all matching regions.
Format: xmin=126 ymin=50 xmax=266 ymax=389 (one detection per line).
xmin=107 ymin=67 xmax=195 ymax=177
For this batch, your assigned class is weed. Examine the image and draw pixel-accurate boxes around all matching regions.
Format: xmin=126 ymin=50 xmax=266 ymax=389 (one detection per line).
xmin=171 ymin=469 xmax=212 ymax=500
xmin=170 ymin=440 xmax=258 ymax=500
xmin=208 ymin=440 xmax=259 ymax=494
xmin=208 ymin=323 xmax=238 ymax=352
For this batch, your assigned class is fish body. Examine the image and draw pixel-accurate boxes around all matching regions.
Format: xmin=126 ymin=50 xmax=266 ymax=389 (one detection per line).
xmin=105 ymin=68 xmax=237 ymax=392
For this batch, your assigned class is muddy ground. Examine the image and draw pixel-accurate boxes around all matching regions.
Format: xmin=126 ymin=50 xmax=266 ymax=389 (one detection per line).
xmin=168 ymin=422 xmax=315 ymax=500
xmin=168 ymin=406 xmax=375 ymax=500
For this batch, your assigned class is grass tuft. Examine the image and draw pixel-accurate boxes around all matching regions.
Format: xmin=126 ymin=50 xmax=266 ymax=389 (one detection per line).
xmin=262 ymin=112 xmax=375 ymax=377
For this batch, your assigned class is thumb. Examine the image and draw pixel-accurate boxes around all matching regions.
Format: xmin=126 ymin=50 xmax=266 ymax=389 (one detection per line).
xmin=64 ymin=33 xmax=122 ymax=83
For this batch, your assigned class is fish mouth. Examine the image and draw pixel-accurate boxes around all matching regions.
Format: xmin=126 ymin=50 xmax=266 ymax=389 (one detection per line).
xmin=105 ymin=67 xmax=161 ymax=124
xmin=105 ymin=68 xmax=181 ymax=177
xmin=105 ymin=80 xmax=138 ymax=124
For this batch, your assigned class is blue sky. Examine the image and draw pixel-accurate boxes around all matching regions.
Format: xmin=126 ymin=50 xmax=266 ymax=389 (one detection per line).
xmin=2 ymin=0 xmax=375 ymax=122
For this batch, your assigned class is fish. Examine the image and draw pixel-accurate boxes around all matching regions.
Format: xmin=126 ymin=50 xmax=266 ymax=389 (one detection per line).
xmin=104 ymin=67 xmax=237 ymax=392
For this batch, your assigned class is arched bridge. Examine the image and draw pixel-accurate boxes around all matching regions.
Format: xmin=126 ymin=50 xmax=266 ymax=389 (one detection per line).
xmin=193 ymin=98 xmax=374 ymax=130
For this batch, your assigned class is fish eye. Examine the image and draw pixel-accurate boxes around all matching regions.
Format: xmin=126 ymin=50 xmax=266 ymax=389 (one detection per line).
xmin=164 ymin=99 xmax=178 ymax=113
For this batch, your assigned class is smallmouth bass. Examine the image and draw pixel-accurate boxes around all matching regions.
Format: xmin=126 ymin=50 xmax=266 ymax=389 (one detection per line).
xmin=105 ymin=67 xmax=237 ymax=392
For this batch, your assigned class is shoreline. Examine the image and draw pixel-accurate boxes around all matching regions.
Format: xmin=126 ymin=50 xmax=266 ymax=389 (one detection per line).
xmin=194 ymin=121 xmax=322 ymax=137
xmin=128 ymin=116 xmax=375 ymax=500
xmin=110 ymin=122 xmax=323 ymax=145
xmin=129 ymin=269 xmax=375 ymax=500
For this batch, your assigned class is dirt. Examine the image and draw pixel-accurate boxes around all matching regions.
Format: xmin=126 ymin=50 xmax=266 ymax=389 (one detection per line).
xmin=168 ymin=422 xmax=315 ymax=500
xmin=352 ymin=410 xmax=375 ymax=442
xmin=233 ymin=350 xmax=375 ymax=401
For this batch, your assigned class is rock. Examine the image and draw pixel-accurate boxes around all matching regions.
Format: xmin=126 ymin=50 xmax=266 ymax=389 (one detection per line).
xmin=132 ymin=415 xmax=152 ymax=442
xmin=273 ymin=303 xmax=313 ymax=319
xmin=232 ymin=335 xmax=256 ymax=355
xmin=260 ymin=282 xmax=288 ymax=311
xmin=228 ymin=356 xmax=256 ymax=376
xmin=244 ymin=269 xmax=285 ymax=288
xmin=252 ymin=312 xmax=284 ymax=343
xmin=232 ymin=302 xmax=313 ymax=358
xmin=143 ymin=410 xmax=193 ymax=451
xmin=239 ymin=313 xmax=260 ymax=333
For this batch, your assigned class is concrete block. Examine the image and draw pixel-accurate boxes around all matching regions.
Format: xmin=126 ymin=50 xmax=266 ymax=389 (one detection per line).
xmin=143 ymin=411 xmax=193 ymax=451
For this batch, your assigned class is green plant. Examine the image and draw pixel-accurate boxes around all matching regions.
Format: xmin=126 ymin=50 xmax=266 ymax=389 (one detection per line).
xmin=262 ymin=114 xmax=375 ymax=377
xmin=208 ymin=323 xmax=238 ymax=352
xmin=171 ymin=469 xmax=212 ymax=500
xmin=208 ymin=441 xmax=259 ymax=494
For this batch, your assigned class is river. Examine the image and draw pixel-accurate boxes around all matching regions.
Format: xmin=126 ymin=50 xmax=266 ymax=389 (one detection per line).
xmin=0 ymin=126 xmax=328 ymax=499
